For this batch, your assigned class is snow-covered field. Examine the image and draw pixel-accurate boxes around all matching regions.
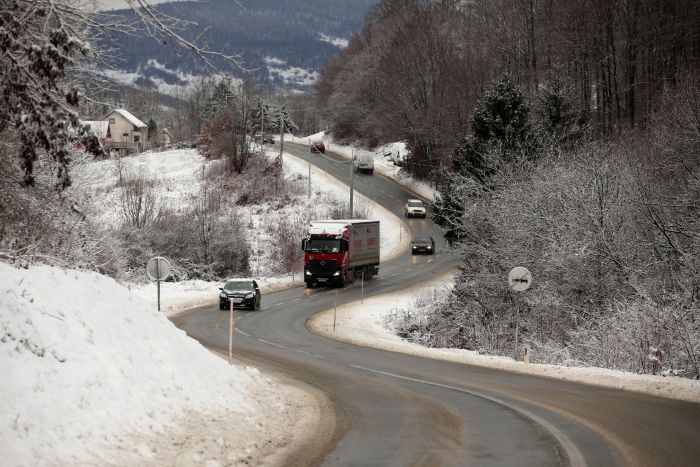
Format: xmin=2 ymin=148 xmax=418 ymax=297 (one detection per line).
xmin=72 ymin=148 xmax=209 ymax=228
xmin=307 ymin=271 xmax=700 ymax=404
xmin=0 ymin=262 xmax=321 ymax=466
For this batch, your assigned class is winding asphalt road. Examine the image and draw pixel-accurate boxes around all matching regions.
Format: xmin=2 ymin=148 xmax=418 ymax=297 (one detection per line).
xmin=176 ymin=143 xmax=700 ymax=466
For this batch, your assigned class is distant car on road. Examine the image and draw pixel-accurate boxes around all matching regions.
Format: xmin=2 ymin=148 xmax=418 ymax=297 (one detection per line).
xmin=411 ymin=236 xmax=435 ymax=255
xmin=219 ymin=279 xmax=261 ymax=310
xmin=255 ymin=133 xmax=274 ymax=144
xmin=310 ymin=141 xmax=325 ymax=154
xmin=404 ymin=199 xmax=426 ymax=218
xmin=353 ymin=151 xmax=374 ymax=174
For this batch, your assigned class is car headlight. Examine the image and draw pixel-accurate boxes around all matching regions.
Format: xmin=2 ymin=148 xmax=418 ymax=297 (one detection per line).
xmin=220 ymin=292 xmax=227 ymax=299
xmin=245 ymin=292 xmax=254 ymax=299
xmin=412 ymin=246 xmax=417 ymax=249
xmin=333 ymin=270 xmax=341 ymax=276
xmin=305 ymin=270 xmax=312 ymax=276
xmin=427 ymin=245 xmax=432 ymax=249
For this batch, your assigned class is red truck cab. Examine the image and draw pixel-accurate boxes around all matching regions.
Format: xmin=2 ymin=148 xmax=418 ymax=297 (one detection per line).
xmin=302 ymin=220 xmax=380 ymax=287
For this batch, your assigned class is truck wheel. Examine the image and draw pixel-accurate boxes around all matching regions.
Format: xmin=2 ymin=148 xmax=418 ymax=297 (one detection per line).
xmin=369 ymin=169 xmax=374 ymax=175
xmin=305 ymin=281 xmax=314 ymax=288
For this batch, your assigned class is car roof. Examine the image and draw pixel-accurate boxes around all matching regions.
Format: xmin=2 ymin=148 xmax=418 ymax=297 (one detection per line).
xmin=225 ymin=278 xmax=257 ymax=284
xmin=407 ymin=199 xmax=422 ymax=203
xmin=413 ymin=236 xmax=433 ymax=241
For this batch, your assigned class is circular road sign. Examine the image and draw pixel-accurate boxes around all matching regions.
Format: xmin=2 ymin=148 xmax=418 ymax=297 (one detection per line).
xmin=508 ymin=267 xmax=532 ymax=292
xmin=146 ymin=256 xmax=171 ymax=281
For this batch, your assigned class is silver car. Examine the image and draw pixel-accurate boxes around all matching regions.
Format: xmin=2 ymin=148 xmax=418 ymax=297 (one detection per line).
xmin=404 ymin=199 xmax=426 ymax=218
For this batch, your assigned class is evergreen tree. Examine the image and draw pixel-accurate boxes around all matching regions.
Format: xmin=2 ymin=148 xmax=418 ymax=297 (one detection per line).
xmin=431 ymin=74 xmax=535 ymax=241
xmin=470 ymin=73 xmax=530 ymax=153
xmin=201 ymin=78 xmax=235 ymax=121
xmin=537 ymin=71 xmax=587 ymax=146
xmin=251 ymin=100 xmax=272 ymax=135
xmin=268 ymin=107 xmax=299 ymax=134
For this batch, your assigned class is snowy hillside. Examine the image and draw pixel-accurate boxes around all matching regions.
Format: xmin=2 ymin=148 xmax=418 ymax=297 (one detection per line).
xmin=0 ymin=262 xmax=306 ymax=465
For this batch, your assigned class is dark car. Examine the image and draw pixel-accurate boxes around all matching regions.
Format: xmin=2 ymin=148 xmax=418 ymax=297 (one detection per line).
xmin=219 ymin=279 xmax=261 ymax=310
xmin=310 ymin=141 xmax=325 ymax=154
xmin=411 ymin=236 xmax=435 ymax=255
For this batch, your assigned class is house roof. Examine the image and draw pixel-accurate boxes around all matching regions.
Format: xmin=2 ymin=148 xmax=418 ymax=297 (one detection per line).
xmin=82 ymin=121 xmax=109 ymax=139
xmin=104 ymin=109 xmax=147 ymax=129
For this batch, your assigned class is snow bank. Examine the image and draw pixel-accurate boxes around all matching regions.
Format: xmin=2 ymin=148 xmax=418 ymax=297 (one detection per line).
xmin=308 ymin=271 xmax=700 ymax=404
xmin=285 ymin=132 xmax=437 ymax=201
xmin=0 ymin=263 xmax=263 ymax=465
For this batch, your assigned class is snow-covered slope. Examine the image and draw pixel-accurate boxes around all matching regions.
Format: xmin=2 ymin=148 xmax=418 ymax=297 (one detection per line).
xmin=0 ymin=262 xmax=300 ymax=465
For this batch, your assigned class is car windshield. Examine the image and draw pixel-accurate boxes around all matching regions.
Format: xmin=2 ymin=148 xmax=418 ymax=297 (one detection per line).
xmin=414 ymin=237 xmax=432 ymax=243
xmin=224 ymin=281 xmax=254 ymax=291
xmin=408 ymin=201 xmax=423 ymax=207
xmin=306 ymin=238 xmax=341 ymax=253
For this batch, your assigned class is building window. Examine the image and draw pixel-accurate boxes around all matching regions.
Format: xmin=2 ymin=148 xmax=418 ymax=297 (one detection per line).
xmin=133 ymin=134 xmax=140 ymax=143
xmin=109 ymin=118 xmax=115 ymax=124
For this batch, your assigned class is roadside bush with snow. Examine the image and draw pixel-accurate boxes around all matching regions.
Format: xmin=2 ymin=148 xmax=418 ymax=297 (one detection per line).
xmin=0 ymin=262 xmax=260 ymax=465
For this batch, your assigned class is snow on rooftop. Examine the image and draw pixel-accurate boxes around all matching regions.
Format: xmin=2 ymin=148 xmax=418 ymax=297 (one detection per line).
xmin=107 ymin=108 xmax=147 ymax=128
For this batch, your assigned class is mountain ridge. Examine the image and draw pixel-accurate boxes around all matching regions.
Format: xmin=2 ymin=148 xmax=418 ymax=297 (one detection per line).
xmin=99 ymin=0 xmax=376 ymax=92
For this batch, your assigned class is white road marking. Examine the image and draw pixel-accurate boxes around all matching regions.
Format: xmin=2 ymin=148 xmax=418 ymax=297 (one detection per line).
xmin=235 ymin=329 xmax=250 ymax=337
xmin=258 ymin=338 xmax=285 ymax=349
xmin=405 ymin=268 xmax=412 ymax=272
xmin=349 ymin=365 xmax=586 ymax=467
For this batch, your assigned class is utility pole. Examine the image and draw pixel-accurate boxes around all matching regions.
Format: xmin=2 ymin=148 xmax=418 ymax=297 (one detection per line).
xmin=349 ymin=149 xmax=355 ymax=218
xmin=308 ymin=161 xmax=311 ymax=198
xmin=260 ymin=101 xmax=264 ymax=147
xmin=278 ymin=112 xmax=284 ymax=162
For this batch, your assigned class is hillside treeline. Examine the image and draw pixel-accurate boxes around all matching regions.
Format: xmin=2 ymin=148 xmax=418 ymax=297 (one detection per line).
xmin=320 ymin=0 xmax=700 ymax=377
xmin=318 ymin=0 xmax=699 ymax=171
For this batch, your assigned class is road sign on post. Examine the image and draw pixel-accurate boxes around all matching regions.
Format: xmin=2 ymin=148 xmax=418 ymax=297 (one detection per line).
xmin=146 ymin=256 xmax=171 ymax=312
xmin=508 ymin=266 xmax=532 ymax=291
xmin=508 ymin=266 xmax=532 ymax=361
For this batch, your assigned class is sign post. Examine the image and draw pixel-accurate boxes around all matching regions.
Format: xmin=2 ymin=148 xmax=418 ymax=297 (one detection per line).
xmin=146 ymin=256 xmax=171 ymax=312
xmin=508 ymin=266 xmax=532 ymax=361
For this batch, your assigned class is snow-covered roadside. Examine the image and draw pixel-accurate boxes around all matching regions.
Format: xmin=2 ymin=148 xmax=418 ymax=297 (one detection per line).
xmin=307 ymin=271 xmax=700 ymax=404
xmin=130 ymin=276 xmax=297 ymax=317
xmin=285 ymin=132 xmax=437 ymax=201
xmin=0 ymin=263 xmax=326 ymax=466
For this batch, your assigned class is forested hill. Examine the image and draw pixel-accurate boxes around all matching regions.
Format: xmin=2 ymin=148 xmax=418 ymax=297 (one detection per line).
xmin=99 ymin=0 xmax=376 ymax=91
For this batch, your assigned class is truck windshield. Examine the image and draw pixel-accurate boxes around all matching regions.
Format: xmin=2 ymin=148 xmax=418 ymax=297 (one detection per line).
xmin=305 ymin=238 xmax=341 ymax=253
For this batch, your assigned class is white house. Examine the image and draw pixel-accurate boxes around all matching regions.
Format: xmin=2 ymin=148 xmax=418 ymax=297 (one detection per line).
xmin=102 ymin=109 xmax=147 ymax=155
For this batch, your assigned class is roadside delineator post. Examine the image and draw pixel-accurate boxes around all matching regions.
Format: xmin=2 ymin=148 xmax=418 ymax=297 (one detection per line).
xmin=334 ymin=290 xmax=338 ymax=331
xmin=228 ymin=299 xmax=234 ymax=365
xmin=523 ymin=344 xmax=531 ymax=364
xmin=361 ymin=271 xmax=364 ymax=304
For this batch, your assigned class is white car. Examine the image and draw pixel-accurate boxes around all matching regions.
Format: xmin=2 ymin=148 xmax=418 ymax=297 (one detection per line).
xmin=353 ymin=151 xmax=374 ymax=174
xmin=404 ymin=199 xmax=426 ymax=218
